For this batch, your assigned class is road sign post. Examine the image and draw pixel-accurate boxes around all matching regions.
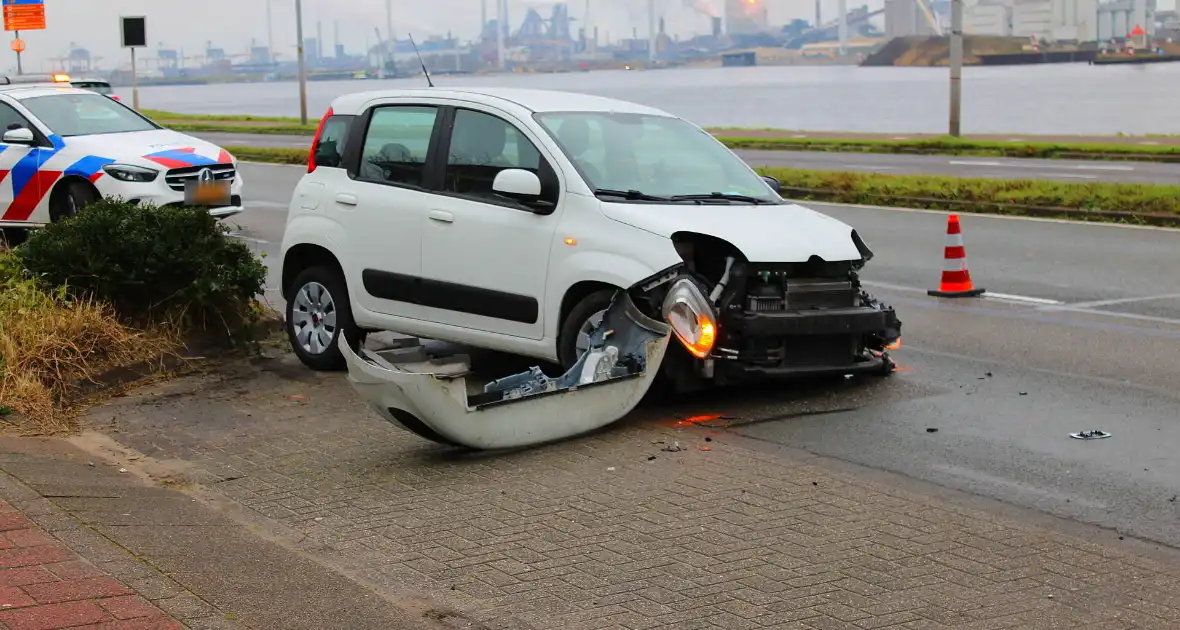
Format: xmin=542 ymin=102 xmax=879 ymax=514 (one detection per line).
xmin=120 ymin=16 xmax=147 ymax=110
xmin=295 ymin=0 xmax=307 ymax=124
xmin=4 ymin=0 xmax=46 ymax=76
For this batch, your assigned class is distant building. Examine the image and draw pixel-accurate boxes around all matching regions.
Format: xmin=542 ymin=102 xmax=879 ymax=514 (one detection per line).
xmin=724 ymin=0 xmax=770 ymax=35
xmin=884 ymin=0 xmax=938 ymax=37
xmin=966 ymin=1 xmax=1014 ymax=35
xmin=964 ymin=0 xmax=1109 ymax=41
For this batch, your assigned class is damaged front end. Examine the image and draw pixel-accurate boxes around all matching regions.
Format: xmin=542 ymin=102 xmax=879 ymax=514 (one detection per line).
xmin=659 ymin=230 xmax=903 ymax=390
xmin=340 ymin=281 xmax=677 ymax=450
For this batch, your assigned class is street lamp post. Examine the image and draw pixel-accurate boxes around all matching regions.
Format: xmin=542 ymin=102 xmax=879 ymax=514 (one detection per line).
xmin=949 ymin=0 xmax=963 ymax=137
xmin=295 ymin=0 xmax=308 ymax=124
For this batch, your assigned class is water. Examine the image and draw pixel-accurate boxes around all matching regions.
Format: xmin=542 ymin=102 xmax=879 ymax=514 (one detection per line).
xmin=118 ymin=63 xmax=1180 ymax=135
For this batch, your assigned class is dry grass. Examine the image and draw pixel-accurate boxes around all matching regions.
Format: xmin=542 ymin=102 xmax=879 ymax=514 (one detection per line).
xmin=0 ymin=253 xmax=178 ymax=434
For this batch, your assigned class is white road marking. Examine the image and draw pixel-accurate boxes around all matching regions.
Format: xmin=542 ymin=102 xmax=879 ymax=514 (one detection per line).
xmin=1052 ymin=173 xmax=1099 ymax=180
xmin=984 ymin=292 xmax=1064 ymax=306
xmin=948 ymin=160 xmax=1003 ymax=166
xmin=241 ymin=161 xmax=304 ymax=168
xmin=1039 ymin=293 xmax=1180 ymax=311
xmin=891 ymin=136 xmax=910 ymax=140
xmin=226 ymin=232 xmax=270 ymax=244
xmin=845 ymin=164 xmax=897 ymax=171
xmin=1079 ymin=164 xmax=1136 ymax=171
xmin=1138 ymin=141 xmax=1161 ymax=145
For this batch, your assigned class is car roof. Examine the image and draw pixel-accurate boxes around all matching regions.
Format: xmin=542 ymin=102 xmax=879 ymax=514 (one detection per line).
xmin=0 ymin=85 xmax=96 ymax=100
xmin=330 ymin=87 xmax=673 ymax=118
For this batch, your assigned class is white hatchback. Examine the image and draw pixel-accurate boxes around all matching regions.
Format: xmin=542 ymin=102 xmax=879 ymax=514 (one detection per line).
xmin=280 ymin=87 xmax=901 ymax=397
xmin=0 ymin=84 xmax=244 ymax=231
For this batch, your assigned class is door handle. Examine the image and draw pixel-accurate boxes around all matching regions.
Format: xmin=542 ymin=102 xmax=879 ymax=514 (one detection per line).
xmin=428 ymin=210 xmax=454 ymax=223
xmin=335 ymin=193 xmax=358 ymax=206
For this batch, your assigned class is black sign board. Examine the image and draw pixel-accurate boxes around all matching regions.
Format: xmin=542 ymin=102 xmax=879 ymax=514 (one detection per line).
xmin=121 ymin=16 xmax=146 ymax=48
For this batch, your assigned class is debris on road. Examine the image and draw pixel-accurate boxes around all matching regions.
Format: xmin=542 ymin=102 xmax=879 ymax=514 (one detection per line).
xmin=700 ymin=446 xmax=712 ymax=451
xmin=926 ymin=428 xmax=939 ymax=433
xmin=1070 ymin=430 xmax=1112 ymax=440
xmin=662 ymin=442 xmax=685 ymax=452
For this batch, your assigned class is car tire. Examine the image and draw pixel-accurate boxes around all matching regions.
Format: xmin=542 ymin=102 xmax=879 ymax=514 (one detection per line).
xmin=557 ymin=289 xmax=616 ymax=370
xmin=50 ymin=181 xmax=99 ymax=223
xmin=285 ymin=265 xmax=360 ymax=372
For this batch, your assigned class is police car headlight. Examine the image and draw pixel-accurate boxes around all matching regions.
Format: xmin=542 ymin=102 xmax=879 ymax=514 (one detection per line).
xmin=102 ymin=164 xmax=158 ymax=182
xmin=661 ymin=278 xmax=717 ymax=359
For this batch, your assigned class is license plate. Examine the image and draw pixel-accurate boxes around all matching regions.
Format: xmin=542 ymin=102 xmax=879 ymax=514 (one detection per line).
xmin=184 ymin=180 xmax=231 ymax=206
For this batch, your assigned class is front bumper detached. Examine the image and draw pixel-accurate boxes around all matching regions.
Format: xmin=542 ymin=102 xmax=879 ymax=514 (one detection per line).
xmin=341 ymin=291 xmax=672 ymax=450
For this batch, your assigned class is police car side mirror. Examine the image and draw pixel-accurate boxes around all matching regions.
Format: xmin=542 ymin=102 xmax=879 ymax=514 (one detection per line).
xmin=2 ymin=128 xmax=35 ymax=145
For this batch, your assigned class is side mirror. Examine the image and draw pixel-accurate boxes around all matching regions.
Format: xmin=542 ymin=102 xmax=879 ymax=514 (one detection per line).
xmin=493 ymin=169 xmax=541 ymax=198
xmin=493 ymin=169 xmax=552 ymax=213
xmin=2 ymin=127 xmax=34 ymax=145
xmin=761 ymin=175 xmax=782 ymax=193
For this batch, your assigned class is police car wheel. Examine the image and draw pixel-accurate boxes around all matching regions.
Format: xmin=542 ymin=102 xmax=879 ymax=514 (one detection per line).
xmin=51 ymin=181 xmax=99 ymax=222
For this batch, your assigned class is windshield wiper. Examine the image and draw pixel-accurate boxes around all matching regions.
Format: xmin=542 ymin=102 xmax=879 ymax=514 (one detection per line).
xmin=671 ymin=192 xmax=770 ymax=204
xmin=593 ymin=188 xmax=671 ymax=202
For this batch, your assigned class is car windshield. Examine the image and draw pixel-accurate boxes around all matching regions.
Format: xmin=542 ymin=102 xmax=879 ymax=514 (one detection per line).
xmin=72 ymin=81 xmax=113 ymax=95
xmin=534 ymin=111 xmax=778 ymax=203
xmin=20 ymin=92 xmax=157 ymax=137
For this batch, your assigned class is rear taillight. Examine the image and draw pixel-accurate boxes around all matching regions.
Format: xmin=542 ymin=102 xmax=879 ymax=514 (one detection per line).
xmin=308 ymin=107 xmax=333 ymax=173
xmin=112 ymin=95 xmax=121 ymax=102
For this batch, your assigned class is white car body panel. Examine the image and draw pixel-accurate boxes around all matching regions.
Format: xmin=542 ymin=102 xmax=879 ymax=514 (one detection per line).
xmin=598 ymin=201 xmax=864 ymax=263
xmin=0 ymin=87 xmax=243 ymax=227
xmin=340 ymin=292 xmax=672 ymax=450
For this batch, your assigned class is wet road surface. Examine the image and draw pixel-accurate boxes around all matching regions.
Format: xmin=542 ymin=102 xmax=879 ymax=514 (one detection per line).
xmin=201 ymin=131 xmax=1180 ymax=185
xmin=233 ymin=162 xmax=1180 ymax=548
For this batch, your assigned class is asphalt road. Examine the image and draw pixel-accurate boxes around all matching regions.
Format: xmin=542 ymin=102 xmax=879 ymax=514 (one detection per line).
xmin=198 ymin=131 xmax=1180 ymax=184
xmin=234 ymin=162 xmax=1180 ymax=549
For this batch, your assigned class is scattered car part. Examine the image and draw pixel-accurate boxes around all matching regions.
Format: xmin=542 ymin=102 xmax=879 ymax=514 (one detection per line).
xmin=341 ymin=286 xmax=672 ymax=450
xmin=1070 ymin=430 xmax=1111 ymax=440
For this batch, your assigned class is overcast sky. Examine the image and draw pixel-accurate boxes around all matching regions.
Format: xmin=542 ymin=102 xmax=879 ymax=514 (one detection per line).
xmin=4 ymin=0 xmax=1177 ymax=73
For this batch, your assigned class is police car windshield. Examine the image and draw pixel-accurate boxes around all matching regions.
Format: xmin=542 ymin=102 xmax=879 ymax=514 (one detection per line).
xmin=72 ymin=82 xmax=113 ymax=95
xmin=20 ymin=92 xmax=158 ymax=137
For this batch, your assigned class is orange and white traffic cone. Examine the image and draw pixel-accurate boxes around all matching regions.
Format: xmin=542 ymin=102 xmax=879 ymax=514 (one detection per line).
xmin=928 ymin=214 xmax=985 ymax=298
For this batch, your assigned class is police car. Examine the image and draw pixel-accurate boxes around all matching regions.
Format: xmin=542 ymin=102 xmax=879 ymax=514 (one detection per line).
xmin=0 ymin=80 xmax=243 ymax=230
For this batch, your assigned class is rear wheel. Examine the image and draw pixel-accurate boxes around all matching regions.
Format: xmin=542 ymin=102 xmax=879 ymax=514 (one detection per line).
xmin=50 ymin=181 xmax=100 ymax=223
xmin=286 ymin=265 xmax=360 ymax=371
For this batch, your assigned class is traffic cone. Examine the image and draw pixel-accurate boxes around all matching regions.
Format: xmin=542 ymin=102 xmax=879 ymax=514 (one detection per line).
xmin=928 ymin=214 xmax=985 ymax=298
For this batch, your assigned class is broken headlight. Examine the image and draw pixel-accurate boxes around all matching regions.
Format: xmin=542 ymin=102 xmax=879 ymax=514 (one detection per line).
xmin=661 ymin=278 xmax=717 ymax=359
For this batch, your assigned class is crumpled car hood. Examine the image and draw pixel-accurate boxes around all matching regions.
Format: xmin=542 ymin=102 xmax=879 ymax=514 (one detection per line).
xmin=599 ymin=201 xmax=864 ymax=263
xmin=341 ymin=290 xmax=672 ymax=450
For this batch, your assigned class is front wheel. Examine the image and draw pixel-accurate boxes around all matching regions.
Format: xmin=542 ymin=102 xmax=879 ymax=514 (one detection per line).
xmin=50 ymin=181 xmax=99 ymax=223
xmin=557 ymin=289 xmax=614 ymax=370
xmin=286 ymin=265 xmax=360 ymax=371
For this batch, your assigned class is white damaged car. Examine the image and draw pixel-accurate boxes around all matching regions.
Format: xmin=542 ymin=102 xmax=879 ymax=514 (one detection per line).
xmin=279 ymin=87 xmax=901 ymax=449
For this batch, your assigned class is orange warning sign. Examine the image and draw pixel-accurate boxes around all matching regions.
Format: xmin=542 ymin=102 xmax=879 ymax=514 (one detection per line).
xmin=9 ymin=37 xmax=23 ymax=52
xmin=3 ymin=1 xmax=46 ymax=32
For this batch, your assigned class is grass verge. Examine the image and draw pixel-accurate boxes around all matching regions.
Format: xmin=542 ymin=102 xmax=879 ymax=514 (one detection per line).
xmin=0 ymin=252 xmax=176 ymax=434
xmin=756 ymin=167 xmax=1180 ymax=226
xmin=226 ymin=145 xmax=1180 ymax=226
xmin=720 ymin=136 xmax=1180 ymax=163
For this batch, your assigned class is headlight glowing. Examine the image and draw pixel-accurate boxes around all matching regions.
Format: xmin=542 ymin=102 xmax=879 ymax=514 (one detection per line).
xmin=102 ymin=164 xmax=159 ymax=182
xmin=661 ymin=278 xmax=718 ymax=359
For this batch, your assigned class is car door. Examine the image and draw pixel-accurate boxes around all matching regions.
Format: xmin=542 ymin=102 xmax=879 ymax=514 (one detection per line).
xmin=418 ymin=105 xmax=563 ymax=340
xmin=343 ymin=102 xmax=445 ymax=321
xmin=0 ymin=101 xmax=46 ymax=223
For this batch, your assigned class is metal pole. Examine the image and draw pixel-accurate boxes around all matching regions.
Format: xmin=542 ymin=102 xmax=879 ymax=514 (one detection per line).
xmin=266 ymin=0 xmax=275 ymax=63
xmin=496 ymin=0 xmax=505 ymax=69
xmin=14 ymin=30 xmax=21 ymax=75
xmin=837 ymin=0 xmax=848 ymax=55
xmin=296 ymin=0 xmax=308 ymax=124
xmin=949 ymin=0 xmax=963 ymax=137
xmin=648 ymin=0 xmax=657 ymax=62
xmin=131 ymin=47 xmax=139 ymax=110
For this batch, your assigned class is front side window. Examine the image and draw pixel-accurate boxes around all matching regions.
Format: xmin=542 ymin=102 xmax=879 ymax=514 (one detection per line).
xmin=0 ymin=102 xmax=33 ymax=134
xmin=535 ymin=111 xmax=778 ymax=204
xmin=359 ymin=105 xmax=438 ymax=187
xmin=72 ymin=82 xmax=114 ymax=95
xmin=443 ymin=108 xmax=557 ymax=205
xmin=20 ymin=93 xmax=158 ymax=137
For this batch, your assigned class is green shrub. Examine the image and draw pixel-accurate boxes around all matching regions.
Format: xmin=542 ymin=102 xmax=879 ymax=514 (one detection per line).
xmin=15 ymin=199 xmax=268 ymax=338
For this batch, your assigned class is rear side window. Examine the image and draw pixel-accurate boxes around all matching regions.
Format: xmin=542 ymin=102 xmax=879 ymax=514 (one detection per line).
xmin=358 ymin=105 xmax=439 ymax=187
xmin=313 ymin=114 xmax=354 ymax=169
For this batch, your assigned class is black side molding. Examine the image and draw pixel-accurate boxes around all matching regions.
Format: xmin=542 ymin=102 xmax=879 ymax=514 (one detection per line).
xmin=362 ymin=269 xmax=539 ymax=325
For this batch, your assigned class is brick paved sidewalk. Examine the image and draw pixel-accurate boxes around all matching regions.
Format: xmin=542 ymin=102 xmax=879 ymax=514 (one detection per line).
xmin=0 ymin=501 xmax=182 ymax=630
xmin=67 ymin=356 xmax=1180 ymax=630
